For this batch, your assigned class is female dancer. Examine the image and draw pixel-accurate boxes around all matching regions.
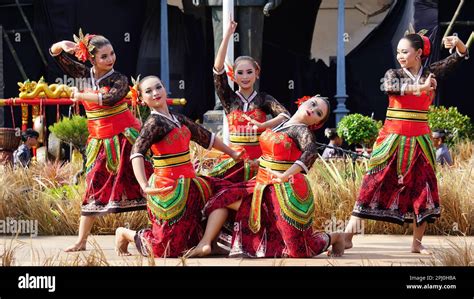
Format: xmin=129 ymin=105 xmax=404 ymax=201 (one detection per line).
xmin=114 ymin=76 xmax=243 ymax=257
xmin=208 ymin=17 xmax=290 ymax=182
xmin=344 ymin=34 xmax=469 ymax=254
xmin=191 ymin=95 xmax=347 ymax=257
xmin=50 ymin=31 xmax=150 ymax=252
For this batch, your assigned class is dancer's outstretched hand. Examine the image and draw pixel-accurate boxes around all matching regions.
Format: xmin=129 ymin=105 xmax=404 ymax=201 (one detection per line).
xmin=443 ymin=36 xmax=467 ymax=54
xmin=226 ymin=15 xmax=238 ymax=37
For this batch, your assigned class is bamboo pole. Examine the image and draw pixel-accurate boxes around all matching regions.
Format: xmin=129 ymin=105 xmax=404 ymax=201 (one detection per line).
xmin=442 ymin=0 xmax=465 ymax=44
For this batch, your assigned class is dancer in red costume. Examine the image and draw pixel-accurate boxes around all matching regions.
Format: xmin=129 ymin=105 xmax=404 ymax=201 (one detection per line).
xmin=344 ymin=34 xmax=469 ymax=254
xmin=114 ymin=76 xmax=243 ymax=257
xmin=50 ymin=30 xmax=152 ymax=252
xmin=208 ymin=17 xmax=290 ymax=183
xmin=190 ymin=95 xmax=347 ymax=258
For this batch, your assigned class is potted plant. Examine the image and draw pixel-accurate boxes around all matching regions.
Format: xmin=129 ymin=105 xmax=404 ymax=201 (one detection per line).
xmin=428 ymin=105 xmax=473 ymax=146
xmin=48 ymin=115 xmax=89 ymax=170
xmin=337 ymin=113 xmax=381 ymax=154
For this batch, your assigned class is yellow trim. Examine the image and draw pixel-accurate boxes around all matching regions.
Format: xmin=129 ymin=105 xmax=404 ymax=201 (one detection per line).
xmin=259 ymin=157 xmax=293 ymax=171
xmin=152 ymin=151 xmax=191 ymax=168
xmin=86 ymin=103 xmax=128 ymax=119
xmin=386 ymin=108 xmax=428 ymax=121
xmin=229 ymin=133 xmax=261 ymax=144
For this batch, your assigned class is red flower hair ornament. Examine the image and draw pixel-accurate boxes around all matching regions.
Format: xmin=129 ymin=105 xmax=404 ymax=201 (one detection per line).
xmin=73 ymin=28 xmax=96 ymax=62
xmin=225 ymin=62 xmax=235 ymax=82
xmin=129 ymin=75 xmax=141 ymax=108
xmin=416 ymin=29 xmax=431 ymax=58
xmin=294 ymin=94 xmax=328 ymax=130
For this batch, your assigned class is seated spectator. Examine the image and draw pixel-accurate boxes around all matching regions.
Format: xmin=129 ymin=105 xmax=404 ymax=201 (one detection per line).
xmin=322 ymin=128 xmax=344 ymax=159
xmin=13 ymin=129 xmax=39 ymax=168
xmin=432 ymin=130 xmax=453 ymax=166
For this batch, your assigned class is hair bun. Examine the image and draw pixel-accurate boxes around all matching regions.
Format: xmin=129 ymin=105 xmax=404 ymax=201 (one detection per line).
xmin=420 ymin=35 xmax=431 ymax=58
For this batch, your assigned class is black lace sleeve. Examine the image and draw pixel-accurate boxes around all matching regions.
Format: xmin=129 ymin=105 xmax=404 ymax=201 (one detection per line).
xmin=176 ymin=114 xmax=213 ymax=149
xmin=51 ymin=51 xmax=89 ymax=78
xmin=131 ymin=115 xmax=170 ymax=156
xmin=382 ymin=69 xmax=402 ymax=95
xmin=287 ymin=126 xmax=319 ymax=172
xmin=261 ymin=94 xmax=290 ymax=118
xmin=213 ymin=70 xmax=235 ymax=113
xmin=428 ymin=50 xmax=469 ymax=80
xmin=101 ymin=73 xmax=130 ymax=106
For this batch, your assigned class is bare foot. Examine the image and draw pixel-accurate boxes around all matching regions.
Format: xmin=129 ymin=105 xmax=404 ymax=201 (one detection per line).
xmin=344 ymin=233 xmax=353 ymax=250
xmin=64 ymin=242 xmax=86 ymax=252
xmin=327 ymin=233 xmax=345 ymax=257
xmin=411 ymin=242 xmax=432 ymax=255
xmin=187 ymin=242 xmax=212 ymax=258
xmin=115 ymin=228 xmax=131 ymax=256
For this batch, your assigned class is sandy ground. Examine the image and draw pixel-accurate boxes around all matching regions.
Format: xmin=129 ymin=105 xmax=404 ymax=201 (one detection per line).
xmin=1 ymin=234 xmax=472 ymax=266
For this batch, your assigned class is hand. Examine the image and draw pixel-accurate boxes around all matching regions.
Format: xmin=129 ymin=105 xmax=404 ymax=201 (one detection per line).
xmin=241 ymin=114 xmax=264 ymax=129
xmin=226 ymin=15 xmax=238 ymax=37
xmin=61 ymin=40 xmax=78 ymax=54
xmin=230 ymin=149 xmax=245 ymax=162
xmin=249 ymin=159 xmax=260 ymax=172
xmin=443 ymin=36 xmax=467 ymax=54
xmin=69 ymin=87 xmax=80 ymax=102
xmin=267 ymin=169 xmax=289 ymax=184
xmin=143 ymin=185 xmax=173 ymax=196
xmin=420 ymin=73 xmax=436 ymax=92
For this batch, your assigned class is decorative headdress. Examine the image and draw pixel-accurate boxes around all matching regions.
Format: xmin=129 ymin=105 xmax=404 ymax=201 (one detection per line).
xmin=73 ymin=28 xmax=96 ymax=62
xmin=225 ymin=62 xmax=235 ymax=82
xmin=129 ymin=75 xmax=141 ymax=108
xmin=418 ymin=30 xmax=431 ymax=58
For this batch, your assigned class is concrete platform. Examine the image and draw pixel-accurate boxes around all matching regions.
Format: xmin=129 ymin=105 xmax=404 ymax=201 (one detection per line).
xmin=1 ymin=235 xmax=472 ymax=266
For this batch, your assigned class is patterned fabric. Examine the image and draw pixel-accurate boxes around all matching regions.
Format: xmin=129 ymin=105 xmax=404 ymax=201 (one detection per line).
xmin=52 ymin=50 xmax=149 ymax=216
xmin=131 ymin=111 xmax=234 ymax=257
xmin=53 ymin=52 xmax=129 ymax=106
xmin=214 ymin=71 xmax=290 ymax=116
xmin=368 ymin=133 xmax=436 ymax=178
xmin=353 ymin=145 xmax=440 ymax=225
xmin=135 ymin=176 xmax=232 ymax=257
xmin=204 ymin=123 xmax=328 ymax=258
xmin=351 ymin=52 xmax=467 ymax=225
xmin=147 ymin=176 xmax=191 ymax=225
xmin=209 ymin=71 xmax=290 ymax=182
xmin=230 ymin=185 xmax=330 ymax=258
xmin=82 ymin=134 xmax=149 ymax=215
xmin=132 ymin=113 xmax=213 ymax=157
xmin=383 ymin=51 xmax=468 ymax=95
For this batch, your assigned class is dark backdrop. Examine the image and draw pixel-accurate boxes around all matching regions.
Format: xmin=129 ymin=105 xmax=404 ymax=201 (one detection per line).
xmin=1 ymin=0 xmax=472 ymax=143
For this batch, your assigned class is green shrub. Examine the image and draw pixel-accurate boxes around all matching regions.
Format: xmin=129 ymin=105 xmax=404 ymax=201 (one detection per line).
xmin=48 ymin=115 xmax=89 ymax=150
xmin=428 ymin=106 xmax=473 ymax=145
xmin=337 ymin=113 xmax=381 ymax=147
